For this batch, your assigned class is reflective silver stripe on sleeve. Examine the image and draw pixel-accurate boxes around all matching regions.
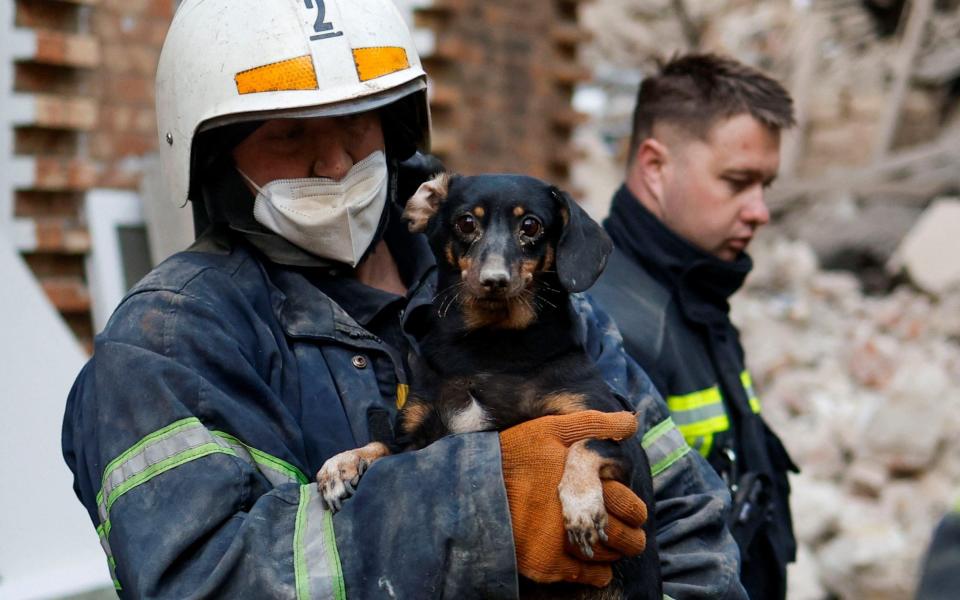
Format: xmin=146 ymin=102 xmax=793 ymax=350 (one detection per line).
xmin=213 ymin=431 xmax=309 ymax=487
xmin=96 ymin=523 xmax=121 ymax=590
xmin=96 ymin=522 xmax=112 ymax=564
xmin=94 ymin=418 xmax=238 ymax=590
xmin=642 ymin=417 xmax=691 ymax=478
xmin=96 ymin=419 xmax=233 ymax=523
xmin=740 ymin=370 xmax=762 ymax=414
xmin=295 ymin=485 xmax=346 ymax=600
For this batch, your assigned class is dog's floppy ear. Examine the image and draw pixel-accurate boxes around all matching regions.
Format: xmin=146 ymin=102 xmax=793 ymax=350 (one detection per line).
xmin=551 ymin=187 xmax=613 ymax=292
xmin=403 ymin=172 xmax=451 ymax=233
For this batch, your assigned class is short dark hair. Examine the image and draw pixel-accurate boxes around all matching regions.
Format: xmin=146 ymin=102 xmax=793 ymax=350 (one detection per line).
xmin=627 ymin=53 xmax=795 ymax=162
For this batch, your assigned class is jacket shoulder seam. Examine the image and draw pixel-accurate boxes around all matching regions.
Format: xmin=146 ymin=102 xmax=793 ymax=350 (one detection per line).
xmin=118 ymin=251 xmax=256 ymax=311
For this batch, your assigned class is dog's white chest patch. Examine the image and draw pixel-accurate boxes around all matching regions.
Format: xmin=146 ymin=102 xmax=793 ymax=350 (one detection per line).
xmin=446 ymin=395 xmax=493 ymax=433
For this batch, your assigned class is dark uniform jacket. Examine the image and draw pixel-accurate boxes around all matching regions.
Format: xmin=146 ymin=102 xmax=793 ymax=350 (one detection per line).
xmin=590 ymin=186 xmax=798 ymax=600
xmin=62 ymin=202 xmax=748 ymax=598
xmin=917 ymin=501 xmax=960 ymax=600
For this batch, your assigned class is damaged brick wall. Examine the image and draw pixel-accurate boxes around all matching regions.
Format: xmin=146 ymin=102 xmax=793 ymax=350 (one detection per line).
xmin=90 ymin=0 xmax=172 ymax=190
xmin=11 ymin=0 xmax=173 ymax=352
xmin=415 ymin=0 xmax=589 ymax=189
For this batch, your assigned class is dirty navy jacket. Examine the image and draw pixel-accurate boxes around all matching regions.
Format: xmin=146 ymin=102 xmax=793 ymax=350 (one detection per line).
xmin=590 ymin=186 xmax=798 ymax=600
xmin=62 ymin=209 xmax=746 ymax=599
xmin=917 ymin=498 xmax=960 ymax=600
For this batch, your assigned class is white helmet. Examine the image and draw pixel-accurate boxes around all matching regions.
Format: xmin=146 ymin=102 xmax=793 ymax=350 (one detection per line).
xmin=156 ymin=0 xmax=430 ymax=206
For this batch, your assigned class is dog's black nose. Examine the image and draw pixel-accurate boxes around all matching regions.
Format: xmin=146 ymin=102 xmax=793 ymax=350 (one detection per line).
xmin=481 ymin=272 xmax=510 ymax=291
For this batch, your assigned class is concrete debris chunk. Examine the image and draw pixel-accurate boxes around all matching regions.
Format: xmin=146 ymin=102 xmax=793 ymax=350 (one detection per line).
xmin=788 ymin=546 xmax=828 ymax=600
xmin=890 ymin=198 xmax=960 ymax=295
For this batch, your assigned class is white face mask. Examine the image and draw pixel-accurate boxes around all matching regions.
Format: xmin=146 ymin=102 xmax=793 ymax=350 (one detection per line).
xmin=238 ymin=150 xmax=389 ymax=267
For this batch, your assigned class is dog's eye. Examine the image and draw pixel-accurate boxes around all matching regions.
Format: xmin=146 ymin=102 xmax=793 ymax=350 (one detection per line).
xmin=519 ymin=216 xmax=542 ymax=238
xmin=455 ymin=214 xmax=477 ymax=235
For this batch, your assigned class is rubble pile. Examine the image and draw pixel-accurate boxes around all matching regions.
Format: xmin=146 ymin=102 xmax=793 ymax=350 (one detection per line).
xmin=731 ymin=234 xmax=960 ymax=599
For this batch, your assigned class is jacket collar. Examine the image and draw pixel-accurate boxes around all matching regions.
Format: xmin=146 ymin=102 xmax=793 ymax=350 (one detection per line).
xmin=604 ymin=185 xmax=752 ymax=325
xmin=265 ymin=215 xmax=437 ymax=344
xmin=268 ymin=267 xmax=366 ymax=342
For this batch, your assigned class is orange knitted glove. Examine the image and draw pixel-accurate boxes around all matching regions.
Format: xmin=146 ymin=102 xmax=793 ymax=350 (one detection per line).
xmin=500 ymin=411 xmax=648 ymax=587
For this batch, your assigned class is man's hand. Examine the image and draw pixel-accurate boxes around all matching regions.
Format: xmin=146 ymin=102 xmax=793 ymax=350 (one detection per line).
xmin=500 ymin=411 xmax=648 ymax=587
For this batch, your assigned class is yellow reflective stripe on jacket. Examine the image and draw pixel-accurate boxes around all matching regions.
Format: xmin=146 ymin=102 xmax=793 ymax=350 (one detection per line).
xmin=667 ymin=385 xmax=729 ymax=457
xmin=666 ymin=385 xmax=721 ymax=411
xmin=740 ymin=371 xmax=761 ymax=414
xmin=677 ymin=414 xmax=729 ymax=437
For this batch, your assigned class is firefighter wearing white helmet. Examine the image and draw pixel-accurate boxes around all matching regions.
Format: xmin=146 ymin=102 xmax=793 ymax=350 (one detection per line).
xmin=154 ymin=0 xmax=434 ymax=268
xmin=62 ymin=0 xmax=746 ymax=596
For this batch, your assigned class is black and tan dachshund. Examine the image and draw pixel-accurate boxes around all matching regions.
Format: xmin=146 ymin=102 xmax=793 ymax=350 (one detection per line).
xmin=317 ymin=173 xmax=661 ymax=599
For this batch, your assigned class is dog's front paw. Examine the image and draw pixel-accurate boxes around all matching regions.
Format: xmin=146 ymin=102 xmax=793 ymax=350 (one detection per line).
xmin=315 ymin=442 xmax=390 ymax=512
xmin=558 ymin=478 xmax=608 ymax=558
xmin=316 ymin=450 xmax=370 ymax=512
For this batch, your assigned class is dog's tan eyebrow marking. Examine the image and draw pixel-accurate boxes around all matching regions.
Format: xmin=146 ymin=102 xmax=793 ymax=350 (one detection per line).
xmin=472 ymin=206 xmax=485 ymax=218
xmin=513 ymin=205 xmax=525 ymax=217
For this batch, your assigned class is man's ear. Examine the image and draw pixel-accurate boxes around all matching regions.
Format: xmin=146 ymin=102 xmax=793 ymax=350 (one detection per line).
xmin=628 ymin=138 xmax=669 ymax=207
xmin=551 ymin=188 xmax=613 ymax=292
xmin=402 ymin=172 xmax=451 ymax=232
